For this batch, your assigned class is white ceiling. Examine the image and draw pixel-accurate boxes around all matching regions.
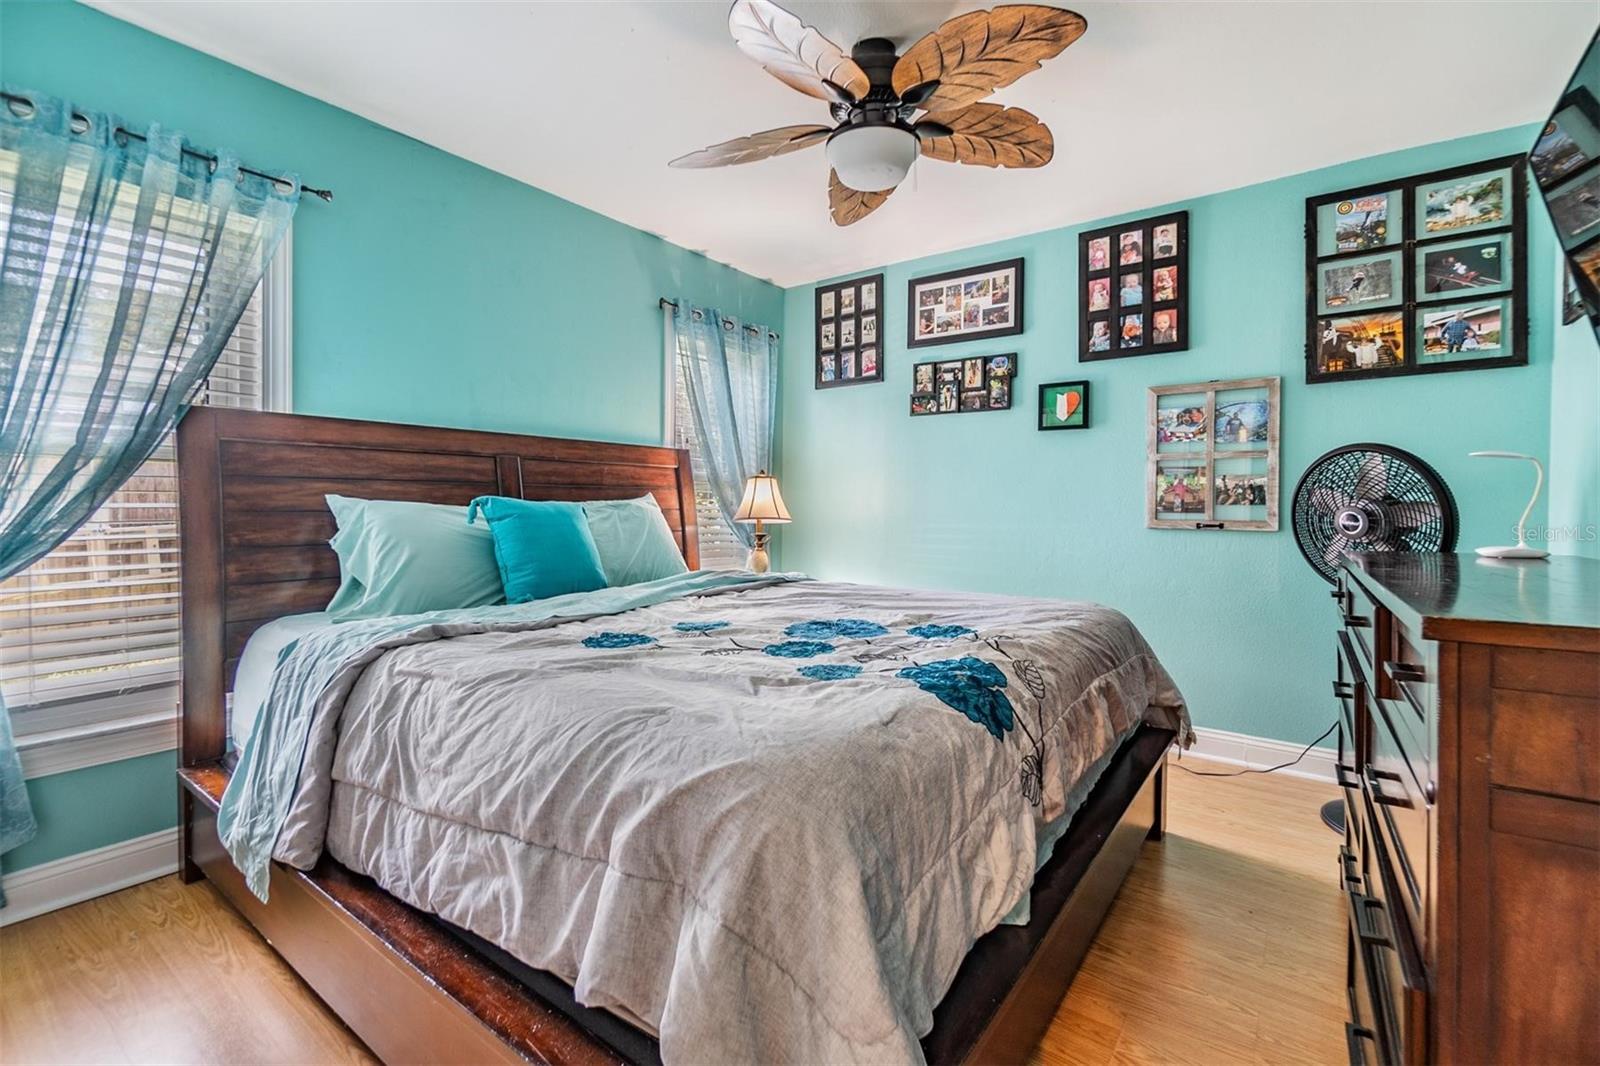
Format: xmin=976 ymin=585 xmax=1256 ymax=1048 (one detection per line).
xmin=91 ymin=0 xmax=1595 ymax=288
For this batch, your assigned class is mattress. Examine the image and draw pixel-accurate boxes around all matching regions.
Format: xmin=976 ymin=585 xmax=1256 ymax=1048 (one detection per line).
xmin=224 ymin=571 xmax=1189 ymax=1064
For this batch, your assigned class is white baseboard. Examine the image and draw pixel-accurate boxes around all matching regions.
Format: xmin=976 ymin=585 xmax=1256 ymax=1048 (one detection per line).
xmin=1 ymin=827 xmax=179 ymax=927
xmin=1169 ymin=725 xmax=1337 ymax=784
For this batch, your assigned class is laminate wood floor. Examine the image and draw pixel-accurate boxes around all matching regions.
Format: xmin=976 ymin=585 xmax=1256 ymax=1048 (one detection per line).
xmin=0 ymin=757 xmax=1343 ymax=1065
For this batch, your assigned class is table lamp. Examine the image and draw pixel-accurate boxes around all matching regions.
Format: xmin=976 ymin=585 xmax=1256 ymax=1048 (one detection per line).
xmin=733 ymin=470 xmax=790 ymax=573
xmin=1468 ymin=451 xmax=1549 ymax=560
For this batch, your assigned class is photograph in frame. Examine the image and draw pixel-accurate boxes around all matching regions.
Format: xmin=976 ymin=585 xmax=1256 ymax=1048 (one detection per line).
xmin=1317 ymin=252 xmax=1400 ymax=312
xmin=1419 ymin=170 xmax=1509 ymax=234
xmin=1418 ymin=236 xmax=1509 ymax=298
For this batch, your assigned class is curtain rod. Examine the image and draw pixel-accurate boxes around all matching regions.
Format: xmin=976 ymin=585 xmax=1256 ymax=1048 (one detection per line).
xmin=1 ymin=90 xmax=333 ymax=203
xmin=659 ymin=298 xmax=779 ymax=339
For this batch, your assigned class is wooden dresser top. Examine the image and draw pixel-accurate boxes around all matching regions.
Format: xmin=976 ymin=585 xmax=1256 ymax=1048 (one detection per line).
xmin=1345 ymin=553 xmax=1600 ymax=651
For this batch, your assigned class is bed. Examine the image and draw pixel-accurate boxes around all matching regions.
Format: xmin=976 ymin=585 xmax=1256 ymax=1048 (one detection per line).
xmin=176 ymin=406 xmax=1188 ymax=1065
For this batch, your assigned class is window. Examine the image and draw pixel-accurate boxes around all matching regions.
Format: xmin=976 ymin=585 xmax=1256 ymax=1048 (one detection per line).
xmin=665 ymin=319 xmax=748 ymax=570
xmin=0 ymin=240 xmax=291 ymax=753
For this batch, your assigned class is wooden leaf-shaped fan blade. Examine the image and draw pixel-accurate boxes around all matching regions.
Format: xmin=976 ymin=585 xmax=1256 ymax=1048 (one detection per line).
xmin=670 ymin=125 xmax=831 ymax=168
xmin=828 ymin=170 xmax=893 ymax=226
xmin=918 ymin=104 xmax=1053 ymax=168
xmin=893 ymin=5 xmax=1087 ymax=111
xmin=729 ymin=0 xmax=871 ymax=103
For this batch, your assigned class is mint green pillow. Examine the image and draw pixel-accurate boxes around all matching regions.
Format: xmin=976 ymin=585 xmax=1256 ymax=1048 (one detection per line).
xmin=467 ymin=496 xmax=607 ymax=603
xmin=583 ymin=495 xmax=690 ymax=587
xmin=324 ymin=495 xmax=503 ymax=620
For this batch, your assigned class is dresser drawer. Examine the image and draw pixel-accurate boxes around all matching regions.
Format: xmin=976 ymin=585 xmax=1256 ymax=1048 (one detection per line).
xmin=1344 ymin=836 xmax=1425 ymax=1066
xmin=1367 ymin=696 xmax=1430 ymax=941
xmin=1382 ymin=621 xmax=1436 ymax=725
xmin=1337 ymin=678 xmax=1366 ymax=855
xmin=1337 ymin=569 xmax=1382 ymax=682
xmin=1360 ymin=789 xmax=1430 ymax=1066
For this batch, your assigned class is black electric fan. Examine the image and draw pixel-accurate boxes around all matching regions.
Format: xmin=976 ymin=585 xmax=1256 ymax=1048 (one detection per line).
xmin=1290 ymin=444 xmax=1458 ymax=831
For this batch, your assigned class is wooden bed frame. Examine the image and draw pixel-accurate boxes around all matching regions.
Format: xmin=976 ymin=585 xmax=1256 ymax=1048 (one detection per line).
xmin=175 ymin=406 xmax=1174 ymax=1065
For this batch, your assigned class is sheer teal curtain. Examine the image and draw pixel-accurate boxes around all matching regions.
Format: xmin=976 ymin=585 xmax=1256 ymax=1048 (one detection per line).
xmin=673 ymin=303 xmax=779 ymax=549
xmin=0 ymin=89 xmax=298 ymax=883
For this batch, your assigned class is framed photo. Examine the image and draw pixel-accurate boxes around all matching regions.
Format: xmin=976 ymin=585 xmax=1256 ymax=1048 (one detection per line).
xmin=1038 ymin=380 xmax=1089 ymax=431
xmin=815 ymin=273 xmax=884 ymax=388
xmin=1316 ymin=251 xmax=1400 ymax=313
xmin=1416 ymin=166 xmax=1514 ymax=236
xmin=1315 ymin=191 xmax=1399 ymax=255
xmin=909 ymin=353 xmax=1017 ymax=416
xmin=1305 ymin=155 xmax=1527 ymax=383
xmin=1313 ymin=310 xmax=1405 ymax=376
xmin=906 ymin=258 xmax=1023 ymax=348
xmin=1417 ymin=234 xmax=1510 ymax=299
xmin=1532 ymin=89 xmax=1600 ymax=190
xmin=1080 ymin=211 xmax=1188 ymax=361
xmin=1565 ymin=261 xmax=1585 ymax=325
xmin=1417 ymin=300 xmax=1512 ymax=364
xmin=1546 ymin=169 xmax=1600 ymax=250
xmin=1147 ymin=376 xmax=1279 ymax=531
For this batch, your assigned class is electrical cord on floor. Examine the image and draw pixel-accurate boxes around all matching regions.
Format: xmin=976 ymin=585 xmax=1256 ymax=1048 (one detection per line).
xmin=1171 ymin=720 xmax=1338 ymax=777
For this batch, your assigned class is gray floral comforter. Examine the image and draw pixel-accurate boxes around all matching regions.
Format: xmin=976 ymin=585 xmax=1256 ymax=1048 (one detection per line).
xmin=235 ymin=573 xmax=1189 ymax=1064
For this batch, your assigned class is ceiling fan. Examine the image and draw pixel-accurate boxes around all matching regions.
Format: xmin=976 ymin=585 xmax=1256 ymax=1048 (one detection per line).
xmin=669 ymin=0 xmax=1087 ymax=226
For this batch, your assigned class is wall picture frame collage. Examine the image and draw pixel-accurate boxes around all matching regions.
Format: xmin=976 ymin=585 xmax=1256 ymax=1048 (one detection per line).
xmin=1079 ymin=211 xmax=1188 ymax=361
xmin=906 ymin=259 xmax=1024 ymax=348
xmin=910 ymin=353 xmax=1018 ymax=416
xmin=1146 ymin=376 xmax=1280 ymax=531
xmin=815 ymin=272 xmax=884 ymax=388
xmin=1304 ymin=154 xmax=1529 ymax=383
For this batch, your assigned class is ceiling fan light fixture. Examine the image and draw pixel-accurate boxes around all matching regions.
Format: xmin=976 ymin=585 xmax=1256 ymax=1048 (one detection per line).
xmin=826 ymin=125 xmax=918 ymax=193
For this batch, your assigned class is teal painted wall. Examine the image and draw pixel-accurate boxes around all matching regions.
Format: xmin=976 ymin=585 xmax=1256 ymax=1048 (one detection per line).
xmin=779 ymin=125 xmax=1571 ymax=747
xmin=1 ymin=0 xmax=783 ymax=873
xmin=1 ymin=753 xmax=177 ymax=873
xmin=1547 ymin=249 xmax=1599 ymax=558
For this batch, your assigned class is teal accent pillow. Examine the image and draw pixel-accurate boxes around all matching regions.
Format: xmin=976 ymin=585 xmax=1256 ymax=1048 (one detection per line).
xmin=467 ymin=496 xmax=608 ymax=603
xmin=324 ymin=495 xmax=504 ymax=621
xmin=583 ymin=495 xmax=690 ymax=587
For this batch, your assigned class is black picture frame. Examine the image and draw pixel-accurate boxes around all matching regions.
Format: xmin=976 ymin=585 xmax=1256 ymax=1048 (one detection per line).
xmin=909 ymin=353 xmax=1018 ymax=416
xmin=1078 ymin=211 xmax=1188 ymax=362
xmin=1304 ymin=154 xmax=1528 ymax=384
xmin=814 ymin=272 xmax=884 ymax=389
xmin=906 ymin=258 xmax=1024 ymax=349
xmin=1038 ymin=380 xmax=1090 ymax=431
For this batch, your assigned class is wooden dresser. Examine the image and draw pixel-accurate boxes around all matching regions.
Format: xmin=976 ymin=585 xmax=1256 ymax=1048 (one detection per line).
xmin=1334 ymin=553 xmax=1599 ymax=1066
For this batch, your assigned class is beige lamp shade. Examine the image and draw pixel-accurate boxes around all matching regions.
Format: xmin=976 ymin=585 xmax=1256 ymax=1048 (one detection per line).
xmin=733 ymin=470 xmax=791 ymax=524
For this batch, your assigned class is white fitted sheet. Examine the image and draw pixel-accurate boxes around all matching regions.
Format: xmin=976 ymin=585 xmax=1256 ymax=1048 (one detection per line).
xmin=230 ymin=612 xmax=334 ymax=750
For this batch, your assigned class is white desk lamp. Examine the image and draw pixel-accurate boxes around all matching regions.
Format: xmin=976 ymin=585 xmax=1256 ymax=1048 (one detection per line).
xmin=1468 ymin=451 xmax=1549 ymax=559
xmin=733 ymin=470 xmax=790 ymax=573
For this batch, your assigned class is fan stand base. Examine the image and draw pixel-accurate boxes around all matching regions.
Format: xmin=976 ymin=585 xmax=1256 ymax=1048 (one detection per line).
xmin=1320 ymin=798 xmax=1345 ymax=834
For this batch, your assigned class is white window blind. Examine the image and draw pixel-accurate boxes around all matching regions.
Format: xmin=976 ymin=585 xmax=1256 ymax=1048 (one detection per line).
xmin=0 ymin=286 xmax=266 ymax=725
xmin=671 ymin=332 xmax=749 ymax=570
xmin=0 ymin=140 xmax=285 ymax=731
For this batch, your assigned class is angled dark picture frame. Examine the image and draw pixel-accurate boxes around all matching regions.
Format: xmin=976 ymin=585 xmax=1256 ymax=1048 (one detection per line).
xmin=906 ymin=258 xmax=1024 ymax=349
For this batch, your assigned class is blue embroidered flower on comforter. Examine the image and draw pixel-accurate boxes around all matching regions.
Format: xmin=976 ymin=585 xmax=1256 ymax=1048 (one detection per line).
xmin=897 ymin=656 xmax=1015 ymax=740
xmin=583 ymin=631 xmax=656 ymax=649
xmin=762 ymin=639 xmax=835 ymax=658
xmin=907 ymin=623 xmax=976 ymax=640
xmin=784 ymin=618 xmax=890 ymax=639
xmin=798 ymin=663 xmax=862 ymax=681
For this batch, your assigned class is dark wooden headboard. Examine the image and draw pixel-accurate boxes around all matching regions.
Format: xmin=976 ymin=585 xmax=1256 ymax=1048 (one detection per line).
xmin=176 ymin=406 xmax=698 ymax=767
